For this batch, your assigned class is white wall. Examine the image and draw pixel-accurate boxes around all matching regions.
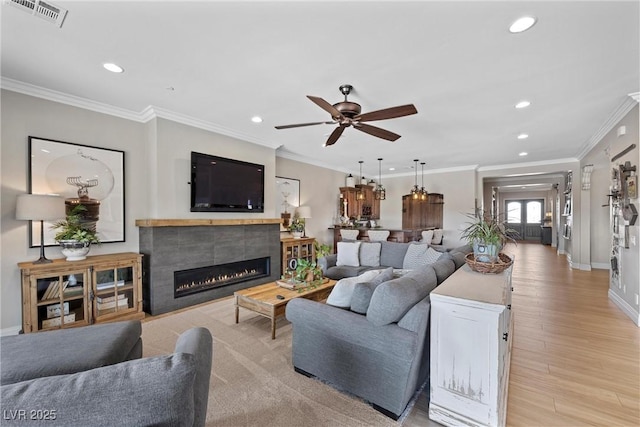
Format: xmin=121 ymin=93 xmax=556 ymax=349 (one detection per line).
xmin=587 ymin=104 xmax=640 ymax=323
xmin=275 ymin=156 xmax=346 ymax=248
xmin=1 ymin=90 xmax=147 ymax=333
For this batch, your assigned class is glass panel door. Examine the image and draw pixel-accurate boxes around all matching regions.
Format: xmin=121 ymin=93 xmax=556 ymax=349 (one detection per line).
xmin=505 ymin=199 xmax=545 ymax=241
xmin=93 ymin=264 xmax=136 ymax=320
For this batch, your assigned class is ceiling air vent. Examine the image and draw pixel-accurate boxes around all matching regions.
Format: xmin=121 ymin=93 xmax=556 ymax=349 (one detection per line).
xmin=6 ymin=0 xmax=68 ymax=28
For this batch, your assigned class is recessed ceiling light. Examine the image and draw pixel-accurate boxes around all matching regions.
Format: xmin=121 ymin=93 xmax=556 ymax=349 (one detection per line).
xmin=519 ymin=152 xmax=528 ymax=157
xmin=389 ymin=167 xmax=396 ymax=171
xmin=517 ymin=133 xmax=529 ymax=140
xmin=103 ymin=63 xmax=124 ymax=73
xmin=509 ymin=16 xmax=537 ymax=33
xmin=515 ymin=100 xmax=531 ymax=109
xmin=251 ymin=116 xmax=263 ymax=123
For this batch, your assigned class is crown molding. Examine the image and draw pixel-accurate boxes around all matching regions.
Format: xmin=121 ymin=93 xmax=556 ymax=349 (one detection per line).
xmin=141 ymin=105 xmax=280 ymax=149
xmin=1 ymin=78 xmax=279 ymax=149
xmin=1 ymin=77 xmax=144 ymax=121
xmin=477 ymin=157 xmax=578 ymax=172
xmin=576 ymin=95 xmax=638 ymax=160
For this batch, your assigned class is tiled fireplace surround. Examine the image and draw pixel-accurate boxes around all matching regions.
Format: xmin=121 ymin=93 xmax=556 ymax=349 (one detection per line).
xmin=138 ymin=219 xmax=281 ymax=315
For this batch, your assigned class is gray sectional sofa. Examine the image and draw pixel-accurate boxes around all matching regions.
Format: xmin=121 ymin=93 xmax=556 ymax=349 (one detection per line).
xmin=1 ymin=321 xmax=213 ymax=427
xmin=287 ymin=242 xmax=470 ymax=419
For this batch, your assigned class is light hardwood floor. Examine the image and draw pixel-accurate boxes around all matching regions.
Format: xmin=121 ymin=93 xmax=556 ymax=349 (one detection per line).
xmin=405 ymin=242 xmax=640 ymax=427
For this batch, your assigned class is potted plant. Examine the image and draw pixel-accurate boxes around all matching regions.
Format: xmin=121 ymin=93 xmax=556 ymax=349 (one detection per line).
xmin=461 ymin=210 xmax=517 ymax=263
xmin=288 ymin=216 xmax=305 ymax=238
xmin=314 ymin=241 xmax=332 ymax=259
xmin=52 ymin=204 xmax=100 ymax=261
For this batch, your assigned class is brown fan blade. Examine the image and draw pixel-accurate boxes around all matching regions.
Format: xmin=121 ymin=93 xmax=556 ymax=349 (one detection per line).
xmin=354 ymin=104 xmax=417 ymax=122
xmin=325 ymin=125 xmax=348 ymax=146
xmin=353 ymin=123 xmax=401 ymax=141
xmin=307 ymin=96 xmax=344 ymax=120
xmin=275 ymin=121 xmax=335 ymax=130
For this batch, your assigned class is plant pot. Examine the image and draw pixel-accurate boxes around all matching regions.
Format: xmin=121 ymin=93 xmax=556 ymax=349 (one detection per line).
xmin=59 ymin=240 xmax=91 ymax=261
xmin=473 ymin=242 xmax=500 ymax=263
xmin=291 ymin=231 xmax=303 ymax=239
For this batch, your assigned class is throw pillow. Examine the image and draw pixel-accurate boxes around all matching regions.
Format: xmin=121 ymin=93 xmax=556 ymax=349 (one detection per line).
xmin=432 ymin=229 xmax=444 ymax=245
xmin=421 ymin=229 xmax=434 ymax=243
xmin=326 ymin=269 xmax=385 ymax=308
xmin=403 ymin=244 xmax=441 ymax=269
xmin=359 ymin=242 xmax=381 ymax=267
xmin=350 ymin=267 xmax=394 ymax=314
xmin=367 ymin=266 xmax=437 ymax=326
xmin=336 ymin=241 xmax=361 ymax=267
xmin=380 ymin=241 xmax=411 ymax=269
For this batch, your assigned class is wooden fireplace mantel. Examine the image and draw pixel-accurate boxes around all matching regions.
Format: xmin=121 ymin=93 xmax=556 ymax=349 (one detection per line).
xmin=135 ymin=218 xmax=282 ymax=227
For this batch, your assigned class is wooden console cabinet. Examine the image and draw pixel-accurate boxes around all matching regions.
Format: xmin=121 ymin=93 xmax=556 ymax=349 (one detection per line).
xmin=429 ymin=263 xmax=514 ymax=427
xmin=280 ymin=237 xmax=315 ymax=276
xmin=19 ymin=252 xmax=144 ymax=333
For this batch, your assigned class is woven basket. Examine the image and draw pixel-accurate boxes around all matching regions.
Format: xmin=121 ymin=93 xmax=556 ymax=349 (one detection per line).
xmin=465 ymin=252 xmax=513 ymax=274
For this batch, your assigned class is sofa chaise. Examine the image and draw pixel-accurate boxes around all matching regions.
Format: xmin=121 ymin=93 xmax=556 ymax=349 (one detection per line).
xmin=1 ymin=320 xmax=213 ymax=427
xmin=286 ymin=244 xmax=470 ymax=419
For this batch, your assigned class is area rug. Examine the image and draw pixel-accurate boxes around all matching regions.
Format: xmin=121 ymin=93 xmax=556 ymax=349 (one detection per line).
xmin=141 ymin=296 xmax=414 ymax=427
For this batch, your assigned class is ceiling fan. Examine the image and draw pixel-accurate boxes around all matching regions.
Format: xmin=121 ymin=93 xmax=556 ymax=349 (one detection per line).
xmin=275 ymin=84 xmax=417 ymax=146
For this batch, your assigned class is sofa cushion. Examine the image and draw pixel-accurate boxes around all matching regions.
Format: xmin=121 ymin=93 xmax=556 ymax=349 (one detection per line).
xmin=359 ymin=242 xmax=381 ymax=267
xmin=379 ymin=241 xmax=411 ymax=269
xmin=421 ymin=229 xmax=434 ymax=243
xmin=432 ymin=229 xmax=444 ymax=245
xmin=326 ymin=269 xmax=385 ymax=308
xmin=336 ymin=241 xmax=361 ymax=267
xmin=366 ymin=265 xmax=437 ymax=326
xmin=402 ymin=244 xmax=442 ymax=269
xmin=431 ymin=258 xmax=456 ymax=284
xmin=0 ymin=320 xmax=142 ymax=386
xmin=0 ymin=353 xmax=196 ymax=427
xmin=445 ymin=251 xmax=467 ymax=269
xmin=350 ymin=267 xmax=394 ymax=314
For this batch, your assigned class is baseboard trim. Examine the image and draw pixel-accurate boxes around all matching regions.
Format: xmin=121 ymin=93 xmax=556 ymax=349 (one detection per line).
xmin=1 ymin=326 xmax=22 ymax=336
xmin=608 ymin=289 xmax=640 ymax=326
xmin=591 ymin=262 xmax=610 ymax=270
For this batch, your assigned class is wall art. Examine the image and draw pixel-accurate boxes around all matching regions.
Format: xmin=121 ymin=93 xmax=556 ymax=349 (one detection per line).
xmin=28 ymin=136 xmax=125 ymax=246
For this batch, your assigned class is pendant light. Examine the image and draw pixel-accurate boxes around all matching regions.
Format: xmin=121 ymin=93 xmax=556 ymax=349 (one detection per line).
xmin=410 ymin=159 xmax=420 ymax=199
xmin=420 ymin=162 xmax=428 ymax=201
xmin=375 ymin=158 xmax=386 ymax=200
xmin=357 ymin=160 xmax=365 ymax=200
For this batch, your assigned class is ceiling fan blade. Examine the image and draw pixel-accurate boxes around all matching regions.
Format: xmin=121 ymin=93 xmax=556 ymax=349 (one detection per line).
xmin=275 ymin=121 xmax=334 ymax=130
xmin=354 ymin=104 xmax=417 ymax=122
xmin=353 ymin=123 xmax=401 ymax=141
xmin=307 ymin=95 xmax=344 ymax=119
xmin=325 ymin=125 xmax=347 ymax=146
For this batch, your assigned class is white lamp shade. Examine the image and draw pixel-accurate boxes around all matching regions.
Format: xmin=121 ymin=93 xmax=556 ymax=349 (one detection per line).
xmin=16 ymin=194 xmax=65 ymax=221
xmin=295 ymin=206 xmax=312 ymax=219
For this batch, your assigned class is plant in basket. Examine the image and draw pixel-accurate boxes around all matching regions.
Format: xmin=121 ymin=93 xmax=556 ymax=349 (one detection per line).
xmin=461 ymin=209 xmax=517 ymax=264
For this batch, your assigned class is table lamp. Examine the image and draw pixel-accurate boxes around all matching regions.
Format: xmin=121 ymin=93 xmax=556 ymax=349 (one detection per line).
xmin=16 ymin=194 xmax=66 ymax=264
xmin=295 ymin=206 xmax=312 ymax=237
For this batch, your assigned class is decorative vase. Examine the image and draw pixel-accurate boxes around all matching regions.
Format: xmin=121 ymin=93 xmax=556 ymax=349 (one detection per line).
xmin=346 ymin=174 xmax=355 ymax=187
xmin=59 ymin=240 xmax=91 ymax=261
xmin=291 ymin=231 xmax=303 ymax=239
xmin=473 ymin=242 xmax=500 ymax=263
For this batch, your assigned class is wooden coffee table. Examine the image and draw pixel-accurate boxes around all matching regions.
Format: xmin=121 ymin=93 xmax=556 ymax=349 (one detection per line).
xmin=234 ymin=279 xmax=337 ymax=339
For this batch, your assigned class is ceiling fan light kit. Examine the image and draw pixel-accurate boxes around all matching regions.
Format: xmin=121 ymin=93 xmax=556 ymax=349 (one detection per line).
xmin=275 ymin=84 xmax=417 ymax=147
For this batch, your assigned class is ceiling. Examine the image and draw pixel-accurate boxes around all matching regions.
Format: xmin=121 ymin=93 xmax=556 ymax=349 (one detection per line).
xmin=2 ymin=1 xmax=638 ymax=179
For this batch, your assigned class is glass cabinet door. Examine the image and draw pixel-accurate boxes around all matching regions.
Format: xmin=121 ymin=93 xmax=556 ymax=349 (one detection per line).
xmin=31 ymin=269 xmax=89 ymax=331
xmin=92 ymin=263 xmax=136 ymax=320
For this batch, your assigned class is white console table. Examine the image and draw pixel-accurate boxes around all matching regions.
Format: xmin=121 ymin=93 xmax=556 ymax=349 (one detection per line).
xmin=429 ymin=261 xmax=514 ymax=427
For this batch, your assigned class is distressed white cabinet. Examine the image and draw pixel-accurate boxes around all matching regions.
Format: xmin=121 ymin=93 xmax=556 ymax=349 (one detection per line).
xmin=429 ymin=262 xmax=514 ymax=427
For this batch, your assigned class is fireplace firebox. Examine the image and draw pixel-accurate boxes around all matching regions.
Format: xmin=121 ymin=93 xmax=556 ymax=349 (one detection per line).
xmin=174 ymin=257 xmax=270 ymax=298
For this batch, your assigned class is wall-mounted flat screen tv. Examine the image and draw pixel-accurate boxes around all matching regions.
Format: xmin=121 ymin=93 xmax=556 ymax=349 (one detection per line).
xmin=190 ymin=151 xmax=264 ymax=212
